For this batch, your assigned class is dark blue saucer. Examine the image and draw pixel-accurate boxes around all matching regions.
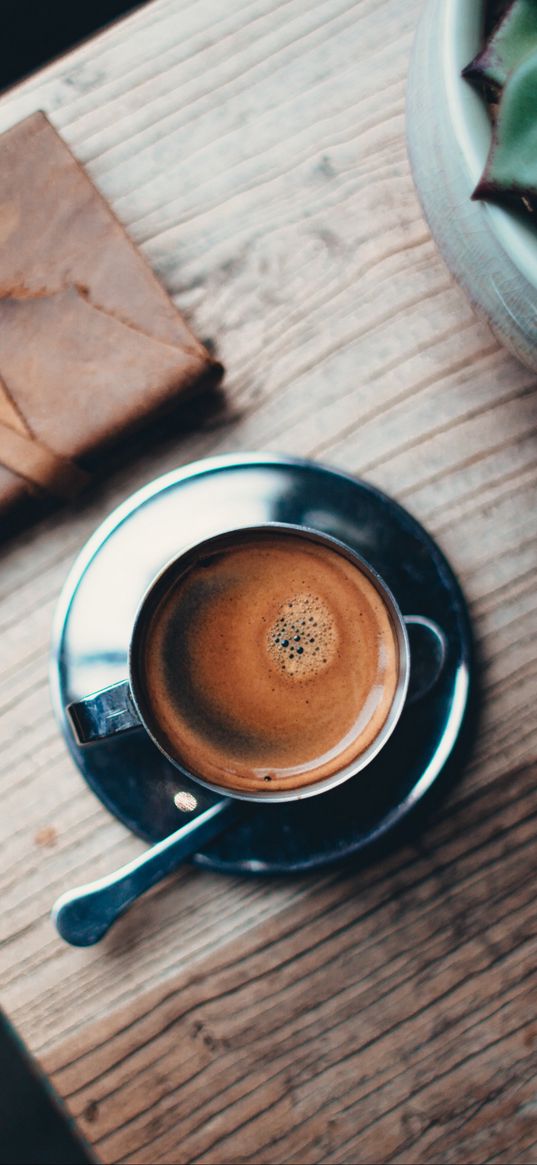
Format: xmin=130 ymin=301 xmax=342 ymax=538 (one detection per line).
xmin=51 ymin=455 xmax=473 ymax=873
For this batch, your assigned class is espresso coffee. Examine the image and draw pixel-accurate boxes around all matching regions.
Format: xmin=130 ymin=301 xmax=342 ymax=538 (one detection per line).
xmin=141 ymin=531 xmax=400 ymax=794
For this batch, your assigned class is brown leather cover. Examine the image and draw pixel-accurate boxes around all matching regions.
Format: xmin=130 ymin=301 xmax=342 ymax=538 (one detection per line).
xmin=0 ymin=111 xmax=222 ymax=529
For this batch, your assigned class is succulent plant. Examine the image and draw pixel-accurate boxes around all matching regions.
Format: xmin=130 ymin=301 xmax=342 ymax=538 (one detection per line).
xmin=464 ymin=0 xmax=537 ymax=92
xmin=474 ymin=49 xmax=537 ymax=208
xmin=463 ymin=0 xmax=537 ymax=211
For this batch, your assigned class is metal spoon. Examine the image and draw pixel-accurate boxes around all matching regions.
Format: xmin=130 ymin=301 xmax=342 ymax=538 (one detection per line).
xmin=52 ymin=794 xmax=235 ymax=946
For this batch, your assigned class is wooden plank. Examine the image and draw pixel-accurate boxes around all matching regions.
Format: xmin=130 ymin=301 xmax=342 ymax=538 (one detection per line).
xmin=42 ymin=761 xmax=537 ymax=1164
xmin=0 ymin=0 xmax=535 ymax=1160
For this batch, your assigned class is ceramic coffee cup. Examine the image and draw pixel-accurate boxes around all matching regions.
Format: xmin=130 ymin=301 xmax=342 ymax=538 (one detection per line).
xmin=55 ymin=521 xmax=448 ymax=946
xmin=67 ymin=523 xmax=412 ymax=803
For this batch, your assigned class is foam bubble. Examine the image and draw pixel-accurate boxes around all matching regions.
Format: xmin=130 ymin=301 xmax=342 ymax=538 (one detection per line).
xmin=266 ymin=593 xmax=337 ymax=677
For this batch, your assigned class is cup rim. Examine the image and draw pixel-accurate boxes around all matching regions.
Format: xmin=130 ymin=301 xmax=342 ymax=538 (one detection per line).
xmin=128 ymin=522 xmax=410 ymax=803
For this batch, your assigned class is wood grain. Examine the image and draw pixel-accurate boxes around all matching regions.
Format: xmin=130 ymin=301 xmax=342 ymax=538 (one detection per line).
xmin=43 ymin=759 xmax=537 ymax=1165
xmin=0 ymin=0 xmax=536 ymax=1161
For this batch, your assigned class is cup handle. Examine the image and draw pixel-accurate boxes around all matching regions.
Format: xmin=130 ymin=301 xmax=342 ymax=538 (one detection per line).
xmin=67 ymin=680 xmax=141 ymax=744
xmin=404 ymin=615 xmax=448 ymax=703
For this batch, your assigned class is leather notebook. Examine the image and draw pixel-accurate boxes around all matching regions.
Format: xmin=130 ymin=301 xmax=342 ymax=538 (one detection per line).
xmin=0 ymin=111 xmax=222 ymax=533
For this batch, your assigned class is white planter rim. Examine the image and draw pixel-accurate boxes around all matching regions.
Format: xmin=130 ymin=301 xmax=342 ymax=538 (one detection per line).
xmin=444 ymin=0 xmax=537 ymax=291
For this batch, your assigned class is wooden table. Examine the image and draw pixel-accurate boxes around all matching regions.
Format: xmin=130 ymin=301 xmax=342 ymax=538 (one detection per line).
xmin=1 ymin=2 xmax=536 ymax=1162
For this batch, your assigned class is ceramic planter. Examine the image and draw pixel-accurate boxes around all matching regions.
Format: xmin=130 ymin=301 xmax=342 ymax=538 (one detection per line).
xmin=407 ymin=0 xmax=537 ymax=371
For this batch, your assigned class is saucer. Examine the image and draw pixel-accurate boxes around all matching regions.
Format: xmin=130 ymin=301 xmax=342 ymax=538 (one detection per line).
xmin=50 ymin=455 xmax=473 ymax=873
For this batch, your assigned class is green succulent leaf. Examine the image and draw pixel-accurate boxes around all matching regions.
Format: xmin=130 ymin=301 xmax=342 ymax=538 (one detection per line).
xmin=464 ymin=0 xmax=537 ymax=92
xmin=474 ymin=46 xmax=537 ymax=205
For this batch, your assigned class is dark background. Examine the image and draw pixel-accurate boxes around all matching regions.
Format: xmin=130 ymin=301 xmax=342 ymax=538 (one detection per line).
xmin=1 ymin=7 xmax=143 ymax=1156
xmin=1 ymin=7 xmax=140 ymax=1161
xmin=0 ymin=1011 xmax=95 ymax=1165
xmin=2 ymin=0 xmax=142 ymax=91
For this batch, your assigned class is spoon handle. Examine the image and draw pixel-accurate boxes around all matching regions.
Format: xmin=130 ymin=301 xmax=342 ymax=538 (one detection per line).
xmin=52 ymin=796 xmax=235 ymax=946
